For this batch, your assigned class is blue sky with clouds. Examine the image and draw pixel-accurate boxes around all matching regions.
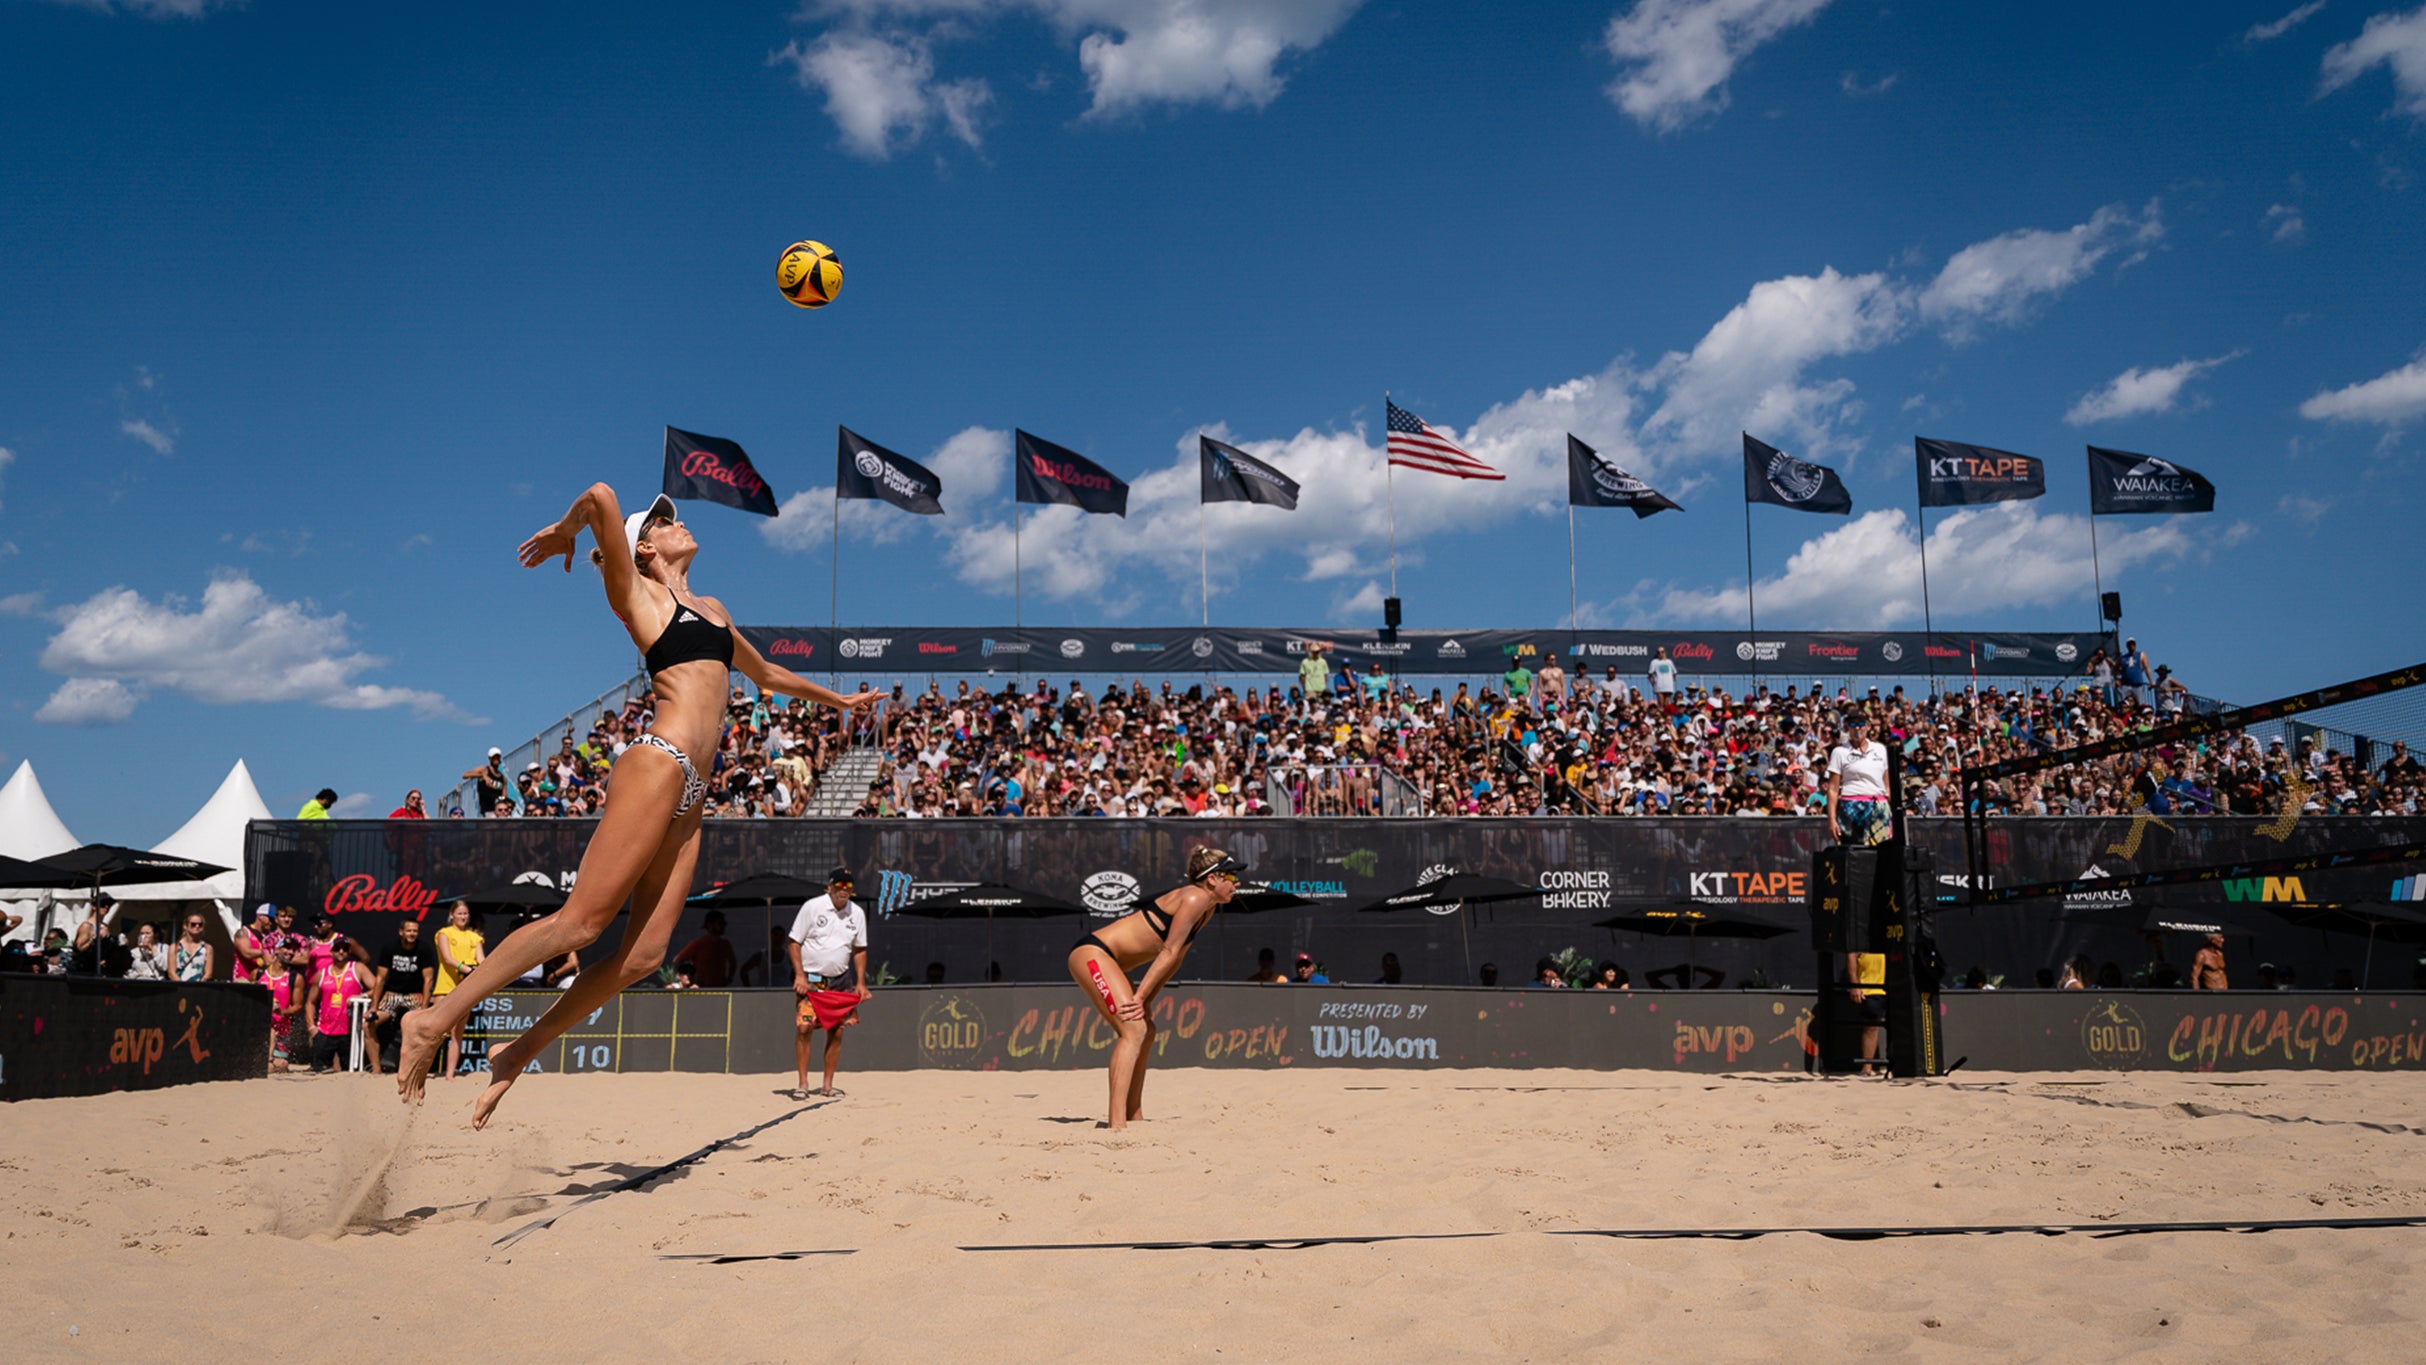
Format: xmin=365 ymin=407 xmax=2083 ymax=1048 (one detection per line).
xmin=3 ymin=0 xmax=2424 ymax=838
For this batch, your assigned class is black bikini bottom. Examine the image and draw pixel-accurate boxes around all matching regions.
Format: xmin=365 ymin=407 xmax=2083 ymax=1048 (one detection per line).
xmin=1072 ymin=932 xmax=1115 ymax=956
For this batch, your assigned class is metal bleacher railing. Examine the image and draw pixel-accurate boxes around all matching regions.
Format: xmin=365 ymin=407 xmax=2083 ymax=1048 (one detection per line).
xmin=444 ymin=667 xmax=649 ymax=816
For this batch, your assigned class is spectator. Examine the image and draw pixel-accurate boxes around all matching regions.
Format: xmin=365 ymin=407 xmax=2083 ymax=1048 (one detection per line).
xmin=1532 ymin=957 xmax=1566 ymax=989
xmin=2191 ymin=932 xmax=2229 ymax=990
xmin=433 ymin=901 xmax=485 ymax=1080
xmin=1502 ymin=654 xmax=1534 ymax=701
xmin=261 ymin=943 xmax=300 ymax=1072
xmin=170 ymin=911 xmax=213 ymax=982
xmin=298 ymin=787 xmax=340 ymax=820
xmin=2120 ymin=638 xmax=2152 ymax=707
xmin=123 ymin=922 xmax=169 ymax=981
xmin=669 ymin=960 xmax=698 ymax=990
xmin=1290 ymin=952 xmax=1330 ymax=984
xmin=305 ymin=940 xmax=373 ymax=1072
xmin=1244 ymin=947 xmax=1286 ymax=983
xmin=71 ymin=894 xmax=130 ymax=977
xmin=673 ymin=910 xmax=738 ymax=989
xmin=1537 ymin=653 xmax=1567 ymax=708
xmin=367 ymin=916 xmax=436 ymax=1075
xmin=1589 ymin=962 xmax=1629 ymax=990
xmin=1374 ymin=952 xmax=1403 ymax=985
xmin=1477 ymin=961 xmax=1499 ymax=987
xmin=924 ymin=961 xmax=946 ymax=984
xmin=388 ymin=789 xmax=427 ymax=820
xmin=1298 ymin=641 xmax=1332 ymax=700
xmin=462 ymin=748 xmax=510 ymax=815
xmin=1647 ymin=646 xmax=1679 ymax=714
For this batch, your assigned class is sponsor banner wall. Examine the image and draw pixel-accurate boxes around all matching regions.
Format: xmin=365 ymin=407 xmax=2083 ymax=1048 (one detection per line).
xmin=0 ymin=977 xmax=271 ymax=1100
xmin=448 ymin=984 xmax=2426 ymax=1076
xmin=739 ymin=627 xmax=2104 ymax=677
xmin=250 ymin=817 xmax=2426 ymax=995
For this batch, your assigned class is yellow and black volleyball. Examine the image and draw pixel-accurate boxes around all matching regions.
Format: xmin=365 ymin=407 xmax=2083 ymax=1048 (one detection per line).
xmin=776 ymin=240 xmax=842 ymax=309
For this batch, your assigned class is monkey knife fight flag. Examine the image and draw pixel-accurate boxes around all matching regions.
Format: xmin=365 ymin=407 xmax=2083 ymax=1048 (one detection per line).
xmin=1916 ymin=437 xmax=2045 ymax=506
xmin=1015 ymin=429 xmax=1129 ymax=516
xmin=837 ymin=426 xmax=944 ymax=515
xmin=1742 ymin=433 xmax=1852 ymax=514
xmin=1568 ymin=436 xmax=1680 ymax=516
xmin=664 ymin=426 xmax=779 ymax=517
xmin=1201 ymin=436 xmax=1300 ymax=509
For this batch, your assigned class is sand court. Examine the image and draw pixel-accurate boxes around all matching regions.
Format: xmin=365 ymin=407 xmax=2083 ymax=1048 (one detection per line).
xmin=8 ymin=1067 xmax=2426 ymax=1359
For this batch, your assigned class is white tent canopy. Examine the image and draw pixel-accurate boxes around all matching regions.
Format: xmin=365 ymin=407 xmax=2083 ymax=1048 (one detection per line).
xmin=0 ymin=760 xmax=80 ymax=861
xmin=113 ymin=759 xmax=270 ymax=903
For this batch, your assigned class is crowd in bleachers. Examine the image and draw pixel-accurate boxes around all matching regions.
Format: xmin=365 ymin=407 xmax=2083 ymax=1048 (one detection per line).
xmin=444 ymin=640 xmax=2426 ymax=821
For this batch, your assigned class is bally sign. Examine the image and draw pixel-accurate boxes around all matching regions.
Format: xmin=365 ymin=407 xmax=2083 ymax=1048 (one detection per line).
xmin=663 ymin=425 xmax=779 ymax=518
xmin=326 ymin=873 xmax=439 ymax=921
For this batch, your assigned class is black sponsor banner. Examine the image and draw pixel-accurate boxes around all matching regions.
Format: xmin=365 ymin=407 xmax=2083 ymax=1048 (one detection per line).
xmin=837 ymin=426 xmax=944 ymax=516
xmin=452 ymin=983 xmax=2426 ymax=1074
xmin=1200 ymin=436 xmax=1300 ymax=510
xmin=1015 ymin=429 xmax=1129 ymax=516
xmin=1744 ymin=434 xmax=1852 ymax=514
xmin=1568 ymin=436 xmax=1680 ymax=516
xmin=1915 ymin=437 xmax=2046 ymax=507
xmin=737 ymin=627 xmax=2105 ymax=676
xmin=0 ymin=977 xmax=270 ymax=1100
xmin=662 ymin=425 xmax=779 ymax=518
xmin=250 ymin=817 xmax=2426 ymax=1000
xmin=2087 ymin=445 xmax=2216 ymax=515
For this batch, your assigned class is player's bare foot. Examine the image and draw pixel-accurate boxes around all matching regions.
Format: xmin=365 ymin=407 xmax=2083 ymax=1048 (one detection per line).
xmin=395 ymin=1011 xmax=442 ymax=1104
xmin=470 ymin=1037 xmax=535 ymax=1130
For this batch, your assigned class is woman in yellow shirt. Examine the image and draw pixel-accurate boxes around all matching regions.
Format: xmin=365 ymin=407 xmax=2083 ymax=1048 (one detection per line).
xmin=432 ymin=901 xmax=485 ymax=1082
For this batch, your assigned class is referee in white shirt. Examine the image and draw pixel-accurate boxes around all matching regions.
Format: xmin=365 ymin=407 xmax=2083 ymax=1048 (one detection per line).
xmin=1825 ymin=711 xmax=1892 ymax=847
xmin=787 ymin=866 xmax=870 ymax=1100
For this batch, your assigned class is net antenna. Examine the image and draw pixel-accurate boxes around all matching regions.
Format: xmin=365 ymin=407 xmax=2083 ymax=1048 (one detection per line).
xmin=1957 ymin=662 xmax=2426 ymax=908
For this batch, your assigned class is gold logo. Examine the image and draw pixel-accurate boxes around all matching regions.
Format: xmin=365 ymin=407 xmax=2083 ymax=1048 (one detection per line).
xmin=917 ymin=994 xmax=987 ymax=1067
xmin=2080 ymin=998 xmax=2147 ymax=1070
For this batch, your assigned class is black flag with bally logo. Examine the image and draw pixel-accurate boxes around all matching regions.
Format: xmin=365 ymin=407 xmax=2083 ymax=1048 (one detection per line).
xmin=1742 ymin=433 xmax=1852 ymax=514
xmin=2086 ymin=445 xmax=2216 ymax=515
xmin=1915 ymin=437 xmax=2046 ymax=507
xmin=1015 ymin=429 xmax=1128 ymax=516
xmin=837 ymin=426 xmax=944 ymax=516
xmin=1568 ymin=435 xmax=1681 ymax=517
xmin=1200 ymin=436 xmax=1300 ymax=509
xmin=664 ymin=425 xmax=778 ymax=518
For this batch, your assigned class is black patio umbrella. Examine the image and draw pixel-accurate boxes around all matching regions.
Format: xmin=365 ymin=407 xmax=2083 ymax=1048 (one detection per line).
xmin=440 ymin=881 xmax=570 ymax=916
xmin=2263 ymin=902 xmax=2426 ymax=989
xmin=2060 ymin=903 xmax=2265 ymax=936
xmin=687 ymin=872 xmax=824 ymax=907
xmin=1146 ymin=881 xmax=1317 ymax=915
xmin=40 ymin=843 xmax=228 ymax=891
xmin=0 ymin=853 xmax=84 ymax=890
xmin=1594 ymin=908 xmax=1797 ymax=982
xmin=1354 ymin=872 xmax=1540 ymax=980
xmin=892 ymin=881 xmax=1084 ymax=967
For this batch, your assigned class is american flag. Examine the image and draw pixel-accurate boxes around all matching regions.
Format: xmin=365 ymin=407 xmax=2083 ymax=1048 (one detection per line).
xmin=1385 ymin=399 xmax=1503 ymax=481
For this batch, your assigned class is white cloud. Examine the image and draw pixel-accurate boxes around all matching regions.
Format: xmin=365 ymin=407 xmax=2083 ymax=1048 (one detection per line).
xmin=2279 ymin=493 xmax=2334 ymax=526
xmin=1838 ymin=70 xmax=1896 ymax=97
xmin=45 ymin=0 xmax=230 ymax=16
xmin=0 ymin=591 xmax=43 ymax=617
xmin=781 ymin=1 xmax=1362 ymax=157
xmin=761 ymin=425 xmax=1009 ymax=554
xmin=2247 ymin=1 xmax=2329 ymax=43
xmin=2320 ymin=5 xmax=2426 ymax=118
xmin=35 ymin=678 xmax=140 ymax=726
xmin=1640 ymin=266 xmax=1904 ymax=458
xmin=2063 ymin=351 xmax=2243 ymax=426
xmin=1918 ymin=201 xmax=2164 ymax=339
xmin=1331 ymin=579 xmax=1386 ymax=621
xmin=0 ymin=444 xmax=11 ymax=513
xmin=327 ymin=792 xmax=381 ymax=818
xmin=120 ymin=418 xmax=175 ymax=454
xmin=37 ymin=571 xmax=474 ymax=722
xmin=1640 ymin=505 xmax=2195 ymax=628
xmin=2298 ymin=349 xmax=2426 ymax=424
xmin=1602 ymin=0 xmax=1833 ymax=132
xmin=2263 ymin=203 xmax=2307 ymax=244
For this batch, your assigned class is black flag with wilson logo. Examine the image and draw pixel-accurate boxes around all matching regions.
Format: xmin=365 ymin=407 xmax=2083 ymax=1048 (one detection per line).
xmin=1015 ymin=429 xmax=1128 ymax=516
xmin=2086 ymin=445 xmax=2216 ymax=515
xmin=836 ymin=426 xmax=944 ymax=516
xmin=1200 ymin=436 xmax=1300 ymax=509
xmin=1568 ymin=436 xmax=1681 ymax=516
xmin=1742 ymin=433 xmax=1852 ymax=514
xmin=664 ymin=426 xmax=778 ymax=518
xmin=1915 ymin=437 xmax=2046 ymax=507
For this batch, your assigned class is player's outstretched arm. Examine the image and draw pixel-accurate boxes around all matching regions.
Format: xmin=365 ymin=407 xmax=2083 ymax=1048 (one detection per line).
xmin=720 ymin=601 xmax=881 ymax=713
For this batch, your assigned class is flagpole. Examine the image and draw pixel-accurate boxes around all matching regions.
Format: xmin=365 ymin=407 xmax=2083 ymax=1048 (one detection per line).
xmin=1742 ymin=493 xmax=1758 ymax=697
xmin=1913 ymin=443 xmax=1937 ymax=697
xmin=1200 ymin=496 xmax=1210 ymax=630
xmin=1566 ymin=502 xmax=1579 ymax=638
xmin=1384 ymin=392 xmax=1399 ymax=598
xmin=2086 ymin=447 xmax=2108 ymax=648
xmin=829 ymin=486 xmax=841 ymax=687
xmin=1014 ymin=500 xmax=1024 ymax=689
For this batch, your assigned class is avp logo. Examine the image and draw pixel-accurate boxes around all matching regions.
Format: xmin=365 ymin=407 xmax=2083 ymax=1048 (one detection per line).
xmin=2221 ymin=876 xmax=2307 ymax=903
xmin=1081 ymin=870 xmax=1141 ymax=916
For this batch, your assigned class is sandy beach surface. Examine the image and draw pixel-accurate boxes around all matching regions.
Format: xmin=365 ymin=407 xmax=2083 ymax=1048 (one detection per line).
xmin=7 ymin=1065 xmax=2425 ymax=1361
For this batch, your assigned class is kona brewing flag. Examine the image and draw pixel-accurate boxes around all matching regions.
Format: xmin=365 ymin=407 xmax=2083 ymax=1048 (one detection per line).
xmin=1385 ymin=400 xmax=1504 ymax=480
xmin=1915 ymin=437 xmax=2046 ymax=507
xmin=836 ymin=426 xmax=944 ymax=516
xmin=1742 ymin=433 xmax=1852 ymax=514
xmin=1200 ymin=436 xmax=1300 ymax=509
xmin=1568 ymin=436 xmax=1680 ymax=516
xmin=1015 ymin=430 xmax=1129 ymax=515
xmin=2086 ymin=446 xmax=2216 ymax=514
xmin=664 ymin=426 xmax=779 ymax=517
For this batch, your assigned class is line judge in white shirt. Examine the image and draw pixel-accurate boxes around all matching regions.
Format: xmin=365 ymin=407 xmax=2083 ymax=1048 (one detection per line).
xmin=1825 ymin=711 xmax=1893 ymax=848
xmin=787 ymin=865 xmax=871 ymax=1100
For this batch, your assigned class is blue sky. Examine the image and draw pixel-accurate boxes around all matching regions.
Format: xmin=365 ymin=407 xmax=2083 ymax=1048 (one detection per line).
xmin=4 ymin=0 xmax=2424 ymax=838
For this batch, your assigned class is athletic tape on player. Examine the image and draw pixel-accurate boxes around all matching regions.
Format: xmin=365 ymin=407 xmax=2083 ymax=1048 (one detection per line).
xmin=491 ymin=1097 xmax=836 ymax=1251
xmin=1551 ymin=1214 xmax=2426 ymax=1241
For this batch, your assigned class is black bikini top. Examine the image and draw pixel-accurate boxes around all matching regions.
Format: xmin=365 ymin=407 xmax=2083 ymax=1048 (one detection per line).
xmin=1140 ymin=895 xmax=1207 ymax=947
xmin=641 ymin=597 xmax=734 ymax=677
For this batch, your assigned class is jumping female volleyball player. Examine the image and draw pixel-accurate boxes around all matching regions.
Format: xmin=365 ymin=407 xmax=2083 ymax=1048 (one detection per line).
xmin=1067 ymin=846 xmax=1243 ymax=1130
xmin=396 ymin=485 xmax=877 ymax=1126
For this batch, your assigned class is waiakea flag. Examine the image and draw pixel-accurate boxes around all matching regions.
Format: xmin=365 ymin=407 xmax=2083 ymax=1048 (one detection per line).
xmin=2087 ymin=446 xmax=2216 ymax=515
xmin=1916 ymin=437 xmax=2045 ymax=507
xmin=664 ymin=426 xmax=778 ymax=517
xmin=1200 ymin=436 xmax=1300 ymax=509
xmin=837 ymin=426 xmax=944 ymax=516
xmin=1015 ymin=430 xmax=1128 ymax=516
xmin=1568 ymin=436 xmax=1680 ymax=516
xmin=1742 ymin=434 xmax=1852 ymax=514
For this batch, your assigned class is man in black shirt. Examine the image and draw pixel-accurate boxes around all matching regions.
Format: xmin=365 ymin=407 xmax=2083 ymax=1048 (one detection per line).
xmin=367 ymin=915 xmax=437 ymax=1075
